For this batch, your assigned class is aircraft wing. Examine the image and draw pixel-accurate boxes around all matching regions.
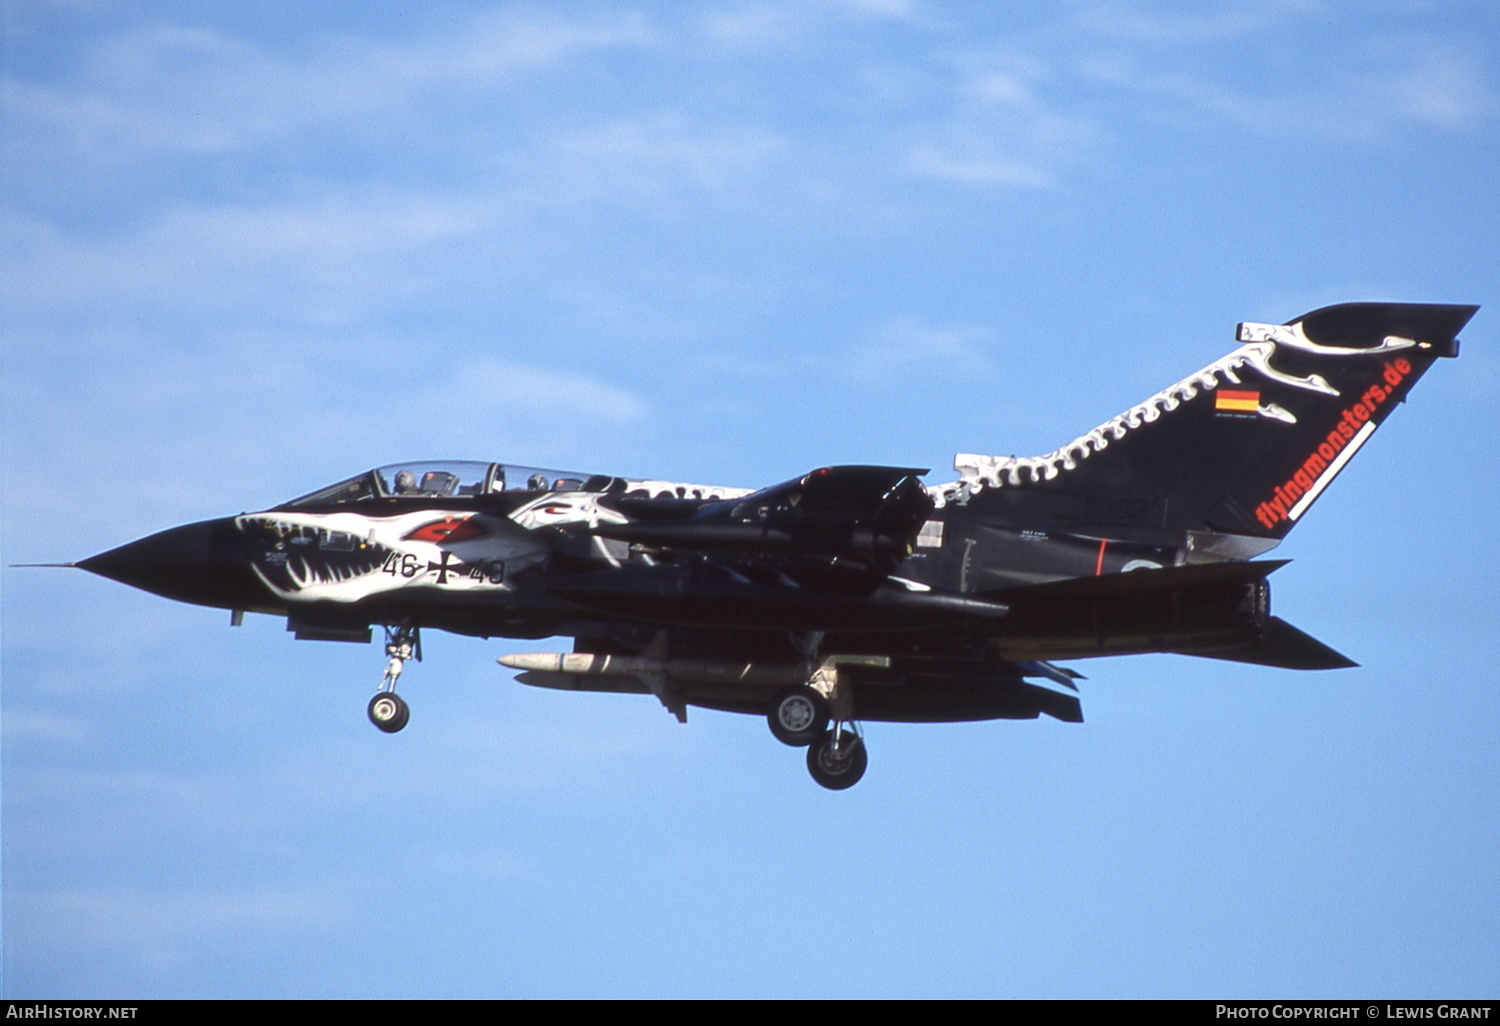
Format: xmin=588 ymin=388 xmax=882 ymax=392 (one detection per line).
xmin=980 ymin=559 xmax=1291 ymax=603
xmin=983 ymin=560 xmax=1354 ymax=670
xmin=1186 ymin=616 xmax=1357 ymax=670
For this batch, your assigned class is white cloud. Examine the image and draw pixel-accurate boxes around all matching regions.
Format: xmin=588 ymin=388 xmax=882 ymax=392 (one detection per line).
xmin=4 ymin=110 xmax=787 ymax=329
xmin=700 ymin=2 xmax=812 ymax=48
xmin=410 ymin=356 xmax=650 ymax=429
xmin=698 ymin=0 xmax=918 ymax=48
xmin=1363 ymin=43 xmax=1493 ymax=131
xmin=11 ymin=886 xmax=346 ymax=964
xmin=966 ymin=70 xmax=1041 ymax=108
xmin=903 ymin=145 xmax=1055 ymax=188
xmin=2 ymin=191 xmax=493 ymax=327
xmin=1067 ymin=2 xmax=1494 ymax=142
xmin=894 ymin=50 xmax=1101 ymax=191
xmin=9 ymin=768 xmax=209 ymax=808
xmin=6 ymin=9 xmax=659 ymax=158
xmin=530 ymin=114 xmax=786 ymax=204
xmin=1070 ymin=2 xmax=1285 ymax=45
xmin=846 ymin=317 xmax=996 ymax=385
xmin=1078 ymin=39 xmax=1493 ymax=140
xmin=2 ymin=709 xmax=92 ymax=743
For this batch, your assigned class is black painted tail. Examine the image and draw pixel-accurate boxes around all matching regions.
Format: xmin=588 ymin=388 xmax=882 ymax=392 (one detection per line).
xmin=957 ymin=302 xmax=1476 ymax=542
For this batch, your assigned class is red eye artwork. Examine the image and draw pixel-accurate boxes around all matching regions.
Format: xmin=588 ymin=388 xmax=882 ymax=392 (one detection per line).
xmin=402 ymin=516 xmax=487 ymax=543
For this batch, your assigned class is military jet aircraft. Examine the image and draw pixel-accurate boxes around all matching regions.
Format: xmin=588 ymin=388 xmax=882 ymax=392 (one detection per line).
xmin=66 ymin=302 xmax=1476 ymax=789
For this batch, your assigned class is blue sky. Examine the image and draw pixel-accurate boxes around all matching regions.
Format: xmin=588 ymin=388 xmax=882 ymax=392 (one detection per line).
xmin=2 ymin=0 xmax=1497 ymax=998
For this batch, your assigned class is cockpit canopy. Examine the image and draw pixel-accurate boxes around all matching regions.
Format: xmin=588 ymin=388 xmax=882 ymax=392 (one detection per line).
xmin=282 ymin=460 xmax=606 ymax=508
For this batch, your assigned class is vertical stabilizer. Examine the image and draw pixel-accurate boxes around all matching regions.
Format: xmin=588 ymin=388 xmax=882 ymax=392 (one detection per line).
xmin=953 ymin=303 xmax=1475 ymax=542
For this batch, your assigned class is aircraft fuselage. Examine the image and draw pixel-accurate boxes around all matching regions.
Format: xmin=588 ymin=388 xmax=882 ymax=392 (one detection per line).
xmin=68 ymin=302 xmax=1477 ymax=788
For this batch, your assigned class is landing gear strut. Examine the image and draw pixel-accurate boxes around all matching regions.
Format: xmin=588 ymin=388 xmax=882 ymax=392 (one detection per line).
xmin=368 ymin=624 xmax=419 ymax=733
xmin=776 ymin=644 xmax=870 ymax=789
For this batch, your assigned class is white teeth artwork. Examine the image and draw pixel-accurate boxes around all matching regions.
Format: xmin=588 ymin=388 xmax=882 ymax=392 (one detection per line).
xmin=237 ymin=509 xmax=550 ymax=601
xmin=238 ymin=473 xmax=754 ymax=600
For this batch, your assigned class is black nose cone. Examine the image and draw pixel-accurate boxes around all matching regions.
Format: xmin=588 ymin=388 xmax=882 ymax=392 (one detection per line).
xmin=80 ymin=518 xmax=252 ymax=608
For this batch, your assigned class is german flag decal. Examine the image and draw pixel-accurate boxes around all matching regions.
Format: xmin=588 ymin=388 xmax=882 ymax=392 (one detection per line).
xmin=1215 ymin=389 xmax=1260 ymax=412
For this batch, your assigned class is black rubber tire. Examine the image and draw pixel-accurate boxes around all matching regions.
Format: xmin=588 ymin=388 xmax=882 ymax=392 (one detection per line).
xmin=806 ymin=729 xmax=868 ymax=790
xmin=768 ymin=685 xmax=830 ymax=747
xmin=368 ymin=692 xmax=410 ymax=733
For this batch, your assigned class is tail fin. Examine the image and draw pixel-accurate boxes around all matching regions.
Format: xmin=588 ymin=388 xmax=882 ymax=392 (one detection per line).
xmin=955 ymin=302 xmax=1476 ymax=543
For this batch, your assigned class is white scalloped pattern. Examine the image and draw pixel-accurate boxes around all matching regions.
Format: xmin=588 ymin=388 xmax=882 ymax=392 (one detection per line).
xmin=946 ymin=338 xmax=1346 ymax=493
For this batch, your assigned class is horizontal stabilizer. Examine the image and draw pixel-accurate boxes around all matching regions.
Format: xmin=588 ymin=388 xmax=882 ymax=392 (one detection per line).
xmin=1013 ymin=659 xmax=1084 ymax=691
xmin=1025 ymin=681 xmax=1084 ymax=722
xmin=1186 ymin=616 xmax=1357 ymax=670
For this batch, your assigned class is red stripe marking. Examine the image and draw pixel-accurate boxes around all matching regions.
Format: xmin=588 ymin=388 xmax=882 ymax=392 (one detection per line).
xmin=1095 ymin=538 xmax=1107 ymax=576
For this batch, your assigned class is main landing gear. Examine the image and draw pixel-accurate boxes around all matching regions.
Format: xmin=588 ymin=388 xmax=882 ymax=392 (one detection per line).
xmin=806 ymin=726 xmax=867 ymax=790
xmin=768 ymin=648 xmax=869 ymax=789
xmin=368 ymin=624 xmax=419 ymax=733
xmin=768 ymin=685 xmax=830 ymax=746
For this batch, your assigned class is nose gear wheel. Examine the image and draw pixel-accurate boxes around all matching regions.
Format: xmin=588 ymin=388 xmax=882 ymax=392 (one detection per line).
xmin=368 ymin=692 xmax=410 ymax=733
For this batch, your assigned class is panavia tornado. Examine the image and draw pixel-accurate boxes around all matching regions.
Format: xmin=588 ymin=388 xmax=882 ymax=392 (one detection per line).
xmin=67 ymin=302 xmax=1476 ymax=789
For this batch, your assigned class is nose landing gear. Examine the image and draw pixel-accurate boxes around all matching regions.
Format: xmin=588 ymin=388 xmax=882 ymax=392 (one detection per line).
xmin=368 ymin=691 xmax=410 ymax=733
xmin=368 ymin=624 xmax=419 ymax=733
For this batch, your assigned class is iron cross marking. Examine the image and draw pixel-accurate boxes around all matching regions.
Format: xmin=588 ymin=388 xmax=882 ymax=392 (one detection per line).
xmin=427 ymin=551 xmax=462 ymax=584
